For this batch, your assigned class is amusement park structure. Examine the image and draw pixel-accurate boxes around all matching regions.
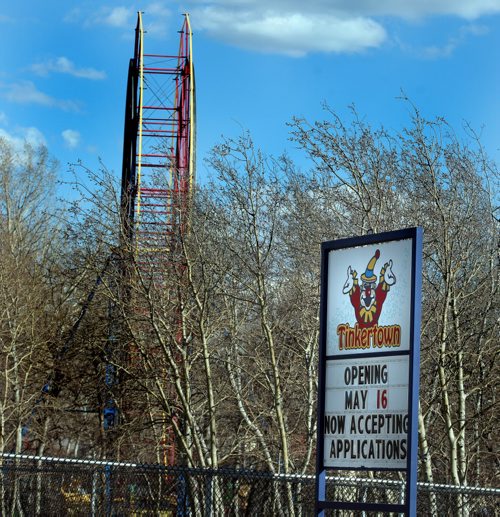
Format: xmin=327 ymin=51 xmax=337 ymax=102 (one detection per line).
xmin=121 ymin=12 xmax=195 ymax=273
xmin=22 ymin=13 xmax=195 ymax=465
xmin=114 ymin=12 xmax=196 ymax=462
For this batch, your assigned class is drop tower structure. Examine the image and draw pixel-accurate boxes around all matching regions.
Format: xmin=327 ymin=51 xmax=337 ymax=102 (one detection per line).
xmin=121 ymin=12 xmax=195 ymax=258
xmin=117 ymin=12 xmax=195 ymax=464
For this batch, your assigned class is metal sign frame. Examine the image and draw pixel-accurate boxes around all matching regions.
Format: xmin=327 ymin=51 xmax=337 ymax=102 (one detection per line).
xmin=315 ymin=227 xmax=423 ymax=516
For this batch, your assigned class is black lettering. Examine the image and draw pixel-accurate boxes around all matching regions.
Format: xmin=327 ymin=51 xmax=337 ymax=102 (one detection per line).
xmin=326 ymin=415 xmax=345 ymax=434
xmin=385 ymin=414 xmax=391 ymax=433
xmin=377 ymin=439 xmax=384 ymax=458
xmin=344 ymin=367 xmax=351 ymax=385
xmin=378 ymin=414 xmax=385 ymax=433
xmin=344 ymin=439 xmax=351 ymax=458
xmin=352 ymin=440 xmax=358 ymax=459
xmin=381 ymin=364 xmax=388 ymax=383
xmin=360 ymin=390 xmax=367 ymax=408
xmin=329 ymin=440 xmax=336 ymax=458
xmin=401 ymin=439 xmax=407 ymax=460
xmin=357 ymin=415 xmax=364 ymax=434
xmin=387 ymin=439 xmax=393 ymax=459
xmin=325 ymin=415 xmax=332 ymax=434
xmin=346 ymin=364 xmax=390 ymax=386
xmin=365 ymin=414 xmax=372 ymax=434
xmin=337 ymin=415 xmax=345 ymax=433
xmin=393 ymin=440 xmax=400 ymax=459
xmin=395 ymin=414 xmax=403 ymax=434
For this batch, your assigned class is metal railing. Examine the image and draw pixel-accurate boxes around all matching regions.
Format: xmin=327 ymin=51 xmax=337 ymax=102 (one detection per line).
xmin=0 ymin=453 xmax=498 ymax=515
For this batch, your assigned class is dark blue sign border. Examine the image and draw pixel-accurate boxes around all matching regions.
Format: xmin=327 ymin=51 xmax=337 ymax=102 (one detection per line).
xmin=315 ymin=227 xmax=422 ymax=516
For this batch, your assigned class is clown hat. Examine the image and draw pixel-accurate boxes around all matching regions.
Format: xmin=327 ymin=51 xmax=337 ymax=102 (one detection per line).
xmin=361 ymin=249 xmax=380 ymax=283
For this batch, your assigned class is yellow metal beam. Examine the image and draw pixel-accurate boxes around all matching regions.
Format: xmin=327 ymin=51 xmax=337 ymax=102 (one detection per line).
xmin=135 ymin=12 xmax=144 ymax=257
xmin=185 ymin=13 xmax=196 ymax=191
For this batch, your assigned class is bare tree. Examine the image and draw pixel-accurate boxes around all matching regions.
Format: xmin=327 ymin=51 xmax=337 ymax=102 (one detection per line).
xmin=0 ymin=138 xmax=66 ymax=513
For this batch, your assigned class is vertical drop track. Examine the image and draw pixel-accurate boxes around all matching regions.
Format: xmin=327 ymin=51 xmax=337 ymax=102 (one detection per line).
xmin=122 ymin=12 xmax=195 ymax=269
xmin=118 ymin=12 xmax=195 ymax=464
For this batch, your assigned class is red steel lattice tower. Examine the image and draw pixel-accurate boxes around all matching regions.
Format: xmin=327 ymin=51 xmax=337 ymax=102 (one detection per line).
xmin=119 ymin=12 xmax=195 ymax=464
xmin=121 ymin=12 xmax=195 ymax=267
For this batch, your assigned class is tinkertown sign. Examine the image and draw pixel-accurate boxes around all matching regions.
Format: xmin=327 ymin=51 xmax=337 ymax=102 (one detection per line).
xmin=316 ymin=228 xmax=423 ymax=516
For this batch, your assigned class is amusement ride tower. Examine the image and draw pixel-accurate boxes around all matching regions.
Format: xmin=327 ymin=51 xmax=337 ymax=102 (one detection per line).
xmin=121 ymin=12 xmax=195 ymax=264
xmin=118 ymin=12 xmax=195 ymax=464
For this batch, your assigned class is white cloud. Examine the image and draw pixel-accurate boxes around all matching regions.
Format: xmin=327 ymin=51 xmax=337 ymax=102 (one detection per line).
xmin=0 ymin=126 xmax=46 ymax=149
xmin=62 ymin=129 xmax=81 ymax=149
xmin=0 ymin=112 xmax=7 ymax=125
xmin=80 ymin=5 xmax=135 ymax=30
xmin=31 ymin=57 xmax=106 ymax=80
xmin=188 ymin=0 xmax=500 ymax=56
xmin=23 ymin=127 xmax=47 ymax=147
xmin=64 ymin=5 xmax=135 ymax=30
xmin=346 ymin=0 xmax=500 ymax=20
xmin=66 ymin=3 xmax=172 ymax=39
xmin=63 ymin=0 xmax=500 ymax=56
xmin=104 ymin=6 xmax=134 ymax=28
xmin=1 ymin=81 xmax=80 ymax=112
xmin=195 ymin=8 xmax=386 ymax=56
xmin=420 ymin=23 xmax=489 ymax=58
xmin=199 ymin=0 xmax=500 ymax=20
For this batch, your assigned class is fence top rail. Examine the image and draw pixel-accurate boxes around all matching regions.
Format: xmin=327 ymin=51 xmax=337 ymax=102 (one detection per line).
xmin=1 ymin=452 xmax=498 ymax=496
xmin=0 ymin=452 xmax=145 ymax=469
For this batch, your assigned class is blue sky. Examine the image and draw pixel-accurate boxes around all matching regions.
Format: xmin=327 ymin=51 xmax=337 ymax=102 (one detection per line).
xmin=1 ymin=1 xmax=500 ymax=188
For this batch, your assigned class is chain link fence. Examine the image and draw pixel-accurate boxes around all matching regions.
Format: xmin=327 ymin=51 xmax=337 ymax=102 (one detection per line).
xmin=0 ymin=453 xmax=497 ymax=516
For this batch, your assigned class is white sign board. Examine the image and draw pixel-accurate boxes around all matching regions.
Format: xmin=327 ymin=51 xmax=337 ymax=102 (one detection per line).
xmin=324 ymin=355 xmax=409 ymax=468
xmin=322 ymin=238 xmax=413 ymax=470
xmin=326 ymin=239 xmax=413 ymax=356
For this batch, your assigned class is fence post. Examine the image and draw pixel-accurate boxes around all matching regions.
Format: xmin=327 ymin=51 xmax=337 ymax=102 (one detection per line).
xmin=177 ymin=473 xmax=188 ymax=516
xmin=399 ymin=480 xmax=405 ymax=517
xmin=105 ymin=464 xmax=112 ymax=517
xmin=91 ymin=467 xmax=98 ymax=516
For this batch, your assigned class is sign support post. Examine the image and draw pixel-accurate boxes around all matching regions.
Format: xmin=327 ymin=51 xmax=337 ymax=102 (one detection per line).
xmin=316 ymin=228 xmax=422 ymax=516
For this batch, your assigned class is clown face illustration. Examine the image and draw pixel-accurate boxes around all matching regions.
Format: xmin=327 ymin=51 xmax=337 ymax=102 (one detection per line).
xmin=342 ymin=249 xmax=396 ymax=328
xmin=361 ymin=280 xmax=377 ymax=310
